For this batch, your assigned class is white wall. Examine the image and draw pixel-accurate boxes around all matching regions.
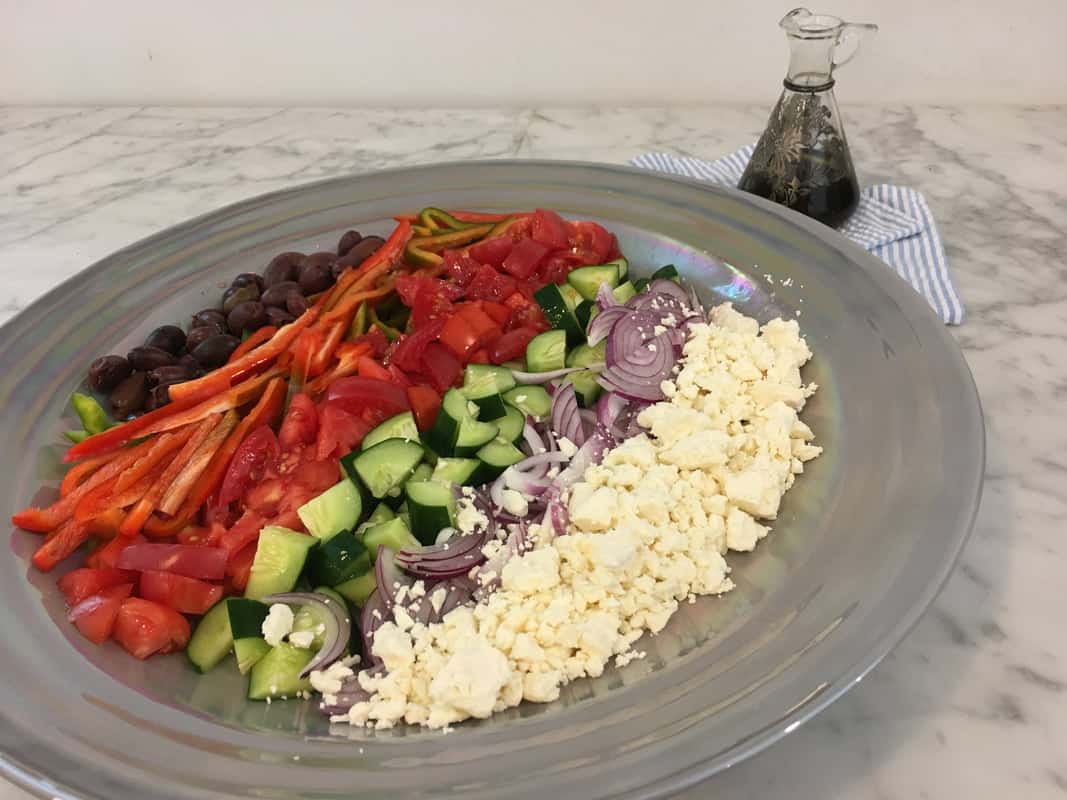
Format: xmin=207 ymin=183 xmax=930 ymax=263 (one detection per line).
xmin=2 ymin=0 xmax=1065 ymax=106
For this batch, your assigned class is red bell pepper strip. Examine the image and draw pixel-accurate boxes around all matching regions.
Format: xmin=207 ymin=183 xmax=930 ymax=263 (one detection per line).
xmin=448 ymin=209 xmax=526 ymax=223
xmin=322 ymin=280 xmax=397 ymax=328
xmin=119 ymin=415 xmax=221 ymax=537
xmin=60 ymin=449 xmax=123 ymax=498
xmin=327 ymin=220 xmax=411 ymax=312
xmin=65 ymin=365 xmax=283 ymax=463
xmin=143 ymin=378 xmax=285 ymax=537
xmin=158 ymin=411 xmax=238 ymax=517
xmin=111 ymin=425 xmax=197 ymax=496
xmin=32 ymin=517 xmax=93 ymax=572
xmin=226 ymin=325 xmax=277 ymax=364
xmin=393 ymin=214 xmax=418 ymax=223
xmin=301 ymin=341 xmax=373 ymax=399
xmin=306 ymin=320 xmax=346 ymax=379
xmin=167 ymin=306 xmax=317 ymax=406
xmin=87 ymin=507 xmax=126 ymax=538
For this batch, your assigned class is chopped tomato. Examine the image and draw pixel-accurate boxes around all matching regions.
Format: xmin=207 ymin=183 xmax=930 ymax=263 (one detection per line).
xmin=315 ymin=403 xmax=371 ymax=460
xmin=68 ymin=583 xmax=134 ymax=645
xmin=58 ymin=567 xmax=137 ymax=607
xmin=277 ymin=393 xmax=318 ymax=450
xmin=217 ymin=510 xmax=266 ymax=560
xmin=324 ymin=376 xmax=410 ymax=417
xmin=390 ymin=318 xmax=445 ymax=372
xmin=386 ymin=364 xmax=412 ymax=387
xmin=112 ymin=597 xmax=191 ymax=659
xmin=227 ymin=542 xmax=257 ymax=593
xmin=567 ymin=219 xmax=618 ymax=264
xmin=86 ymin=534 xmax=144 ymax=570
xmin=438 ymin=315 xmax=478 ymax=360
xmin=505 ymin=300 xmax=549 ymax=332
xmin=420 ymin=342 xmax=464 ymax=392
xmin=502 ymin=237 xmax=550 ymax=280
xmin=531 ymin=208 xmax=570 ymax=250
xmin=291 ymin=459 xmax=341 ymax=493
xmin=469 ymin=349 xmax=490 ymax=365
xmin=176 ymin=523 xmax=223 ymax=547
xmin=243 ymin=477 xmax=286 ymax=518
xmin=443 ymin=249 xmax=481 ymax=285
xmin=352 ymin=327 xmax=390 ymax=359
xmin=115 ymin=543 xmax=227 ymax=580
xmin=356 ymin=356 xmax=392 ymax=382
xmin=489 ymin=326 xmax=540 ymax=364
xmin=218 ymin=425 xmax=280 ymax=505
xmin=479 ymin=301 xmax=510 ymax=325
xmin=465 ymin=264 xmax=518 ymax=303
xmin=139 ymin=571 xmax=223 ymax=615
xmin=399 ymin=275 xmax=461 ymax=327
xmin=467 ymin=236 xmax=513 ymax=267
xmin=406 ymin=385 xmax=441 ymax=431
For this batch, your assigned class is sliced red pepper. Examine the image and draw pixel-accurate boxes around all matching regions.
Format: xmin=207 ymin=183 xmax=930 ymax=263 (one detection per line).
xmin=32 ymin=517 xmax=93 ymax=572
xmin=405 ymin=224 xmax=494 ymax=268
xmin=356 ymin=356 xmax=392 ymax=382
xmin=305 ymin=320 xmax=346 ymax=379
xmin=226 ymin=325 xmax=277 ymax=364
xmin=157 ymin=410 xmax=239 ymax=517
xmin=327 ymin=220 xmax=411 ymax=312
xmin=322 ymin=278 xmax=397 ymax=329
xmin=217 ymin=509 xmax=267 ymax=561
xmin=448 ymin=209 xmax=526 ymax=223
xmin=406 ymin=385 xmax=442 ymax=431
xmin=301 ymin=341 xmax=372 ymax=399
xmin=111 ymin=425 xmax=197 ymax=496
xmin=87 ymin=507 xmax=126 ymax=538
xmin=60 ymin=450 xmax=122 ymax=498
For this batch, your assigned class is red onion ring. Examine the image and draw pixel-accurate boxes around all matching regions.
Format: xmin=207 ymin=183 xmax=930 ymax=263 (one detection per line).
xmin=261 ymin=591 xmax=352 ymax=679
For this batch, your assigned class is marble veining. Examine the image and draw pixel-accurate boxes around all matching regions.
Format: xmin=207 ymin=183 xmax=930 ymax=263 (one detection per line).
xmin=1 ymin=105 xmax=1065 ymax=799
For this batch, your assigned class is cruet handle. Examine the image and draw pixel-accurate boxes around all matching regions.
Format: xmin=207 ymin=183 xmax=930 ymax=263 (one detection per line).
xmin=833 ymin=21 xmax=878 ymax=68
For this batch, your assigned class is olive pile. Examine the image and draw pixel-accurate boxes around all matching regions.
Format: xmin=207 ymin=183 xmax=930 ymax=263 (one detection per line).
xmin=86 ymin=230 xmax=384 ymax=419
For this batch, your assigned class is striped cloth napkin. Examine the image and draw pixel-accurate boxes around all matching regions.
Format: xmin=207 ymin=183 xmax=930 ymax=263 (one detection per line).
xmin=631 ymin=144 xmax=964 ymax=324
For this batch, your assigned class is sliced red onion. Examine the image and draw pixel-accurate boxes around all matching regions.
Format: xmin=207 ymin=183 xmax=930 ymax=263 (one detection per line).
xmin=522 ymin=421 xmax=546 ymax=456
xmin=595 ymin=391 xmax=628 ymax=428
xmin=646 ymin=278 xmax=693 ymax=307
xmin=595 ymin=282 xmax=619 ymax=310
xmin=510 ymin=365 xmax=598 ymax=384
xmin=359 ymin=589 xmax=388 ymax=663
xmin=553 ymin=428 xmax=612 ymax=488
xmin=551 ymin=382 xmax=585 ymax=447
xmin=598 ymin=370 xmax=665 ymax=402
xmin=498 ymin=466 xmax=553 ymax=496
xmin=374 ymin=548 xmax=412 ymax=611
xmin=686 ymin=283 xmax=705 ymax=315
xmin=587 ymin=305 xmax=630 ymax=345
xmin=261 ymin=591 xmax=351 ymax=679
xmin=395 ymin=533 xmax=487 ymax=579
xmin=437 ymin=577 xmax=475 ymax=618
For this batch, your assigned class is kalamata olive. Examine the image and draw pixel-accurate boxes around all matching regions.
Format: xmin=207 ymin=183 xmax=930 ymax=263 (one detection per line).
xmin=263 ymin=252 xmax=304 ymax=287
xmin=144 ymin=384 xmax=172 ymax=412
xmin=264 ymin=307 xmax=295 ymax=327
xmin=144 ymin=324 xmax=187 ymax=355
xmin=184 ymin=324 xmax=223 ymax=353
xmin=127 ymin=345 xmax=178 ymax=372
xmin=191 ymin=334 xmax=240 ymax=369
xmin=298 ymin=259 xmax=333 ymax=294
xmin=178 ymin=353 xmax=205 ymax=379
xmin=88 ymin=354 xmax=132 ymax=393
xmin=261 ymin=280 xmax=303 ymax=308
xmin=191 ymin=308 xmax=227 ymax=330
xmin=231 ymin=272 xmax=264 ymax=292
xmin=336 ymin=236 xmax=385 ymax=269
xmin=222 ymin=283 xmax=261 ymax=314
xmin=109 ymin=371 xmax=148 ymax=418
xmin=337 ymin=229 xmax=362 ymax=257
xmin=227 ymin=300 xmax=268 ymax=335
xmin=286 ymin=292 xmax=308 ymax=316
xmin=146 ymin=365 xmax=191 ymax=388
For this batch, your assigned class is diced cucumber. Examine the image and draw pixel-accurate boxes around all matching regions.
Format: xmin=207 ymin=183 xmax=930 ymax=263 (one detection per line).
xmin=361 ymin=517 xmax=420 ymax=559
xmin=292 ymin=587 xmax=347 ymax=650
xmin=651 ymin=264 xmax=679 ymax=281
xmin=347 ymin=438 xmax=424 ymax=499
xmin=525 ymin=330 xmax=567 ymax=373
xmin=606 ymin=257 xmax=629 ymax=281
xmin=495 ymin=405 xmax=525 ymax=445
xmin=360 ymin=503 xmax=395 ymax=530
xmin=423 ymin=388 xmax=471 ymax=455
xmin=432 ymin=457 xmax=482 ymax=486
xmin=566 ymin=369 xmax=602 ymax=408
xmin=472 ymin=438 xmax=526 ymax=485
xmin=502 ymin=386 xmax=552 ymax=420
xmin=306 ymin=529 xmax=370 ymax=587
xmin=533 ymin=283 xmax=584 ymax=345
xmin=405 ymin=480 xmax=457 ymax=545
xmin=247 ymin=643 xmax=313 ymax=700
xmin=633 ymin=278 xmax=650 ymax=293
xmin=186 ymin=599 xmax=233 ymax=673
xmin=361 ymin=411 xmax=420 ymax=451
xmin=335 ymin=572 xmax=377 ymax=606
xmin=297 ymin=478 xmax=362 ymax=542
xmin=244 ymin=527 xmax=316 ymax=600
xmin=411 ymin=463 xmax=434 ymax=483
xmin=574 ymin=300 xmax=594 ymax=330
xmin=559 ymin=283 xmax=583 ymax=311
xmin=613 ymin=281 xmax=637 ymax=303
xmin=454 ymin=418 xmax=498 ymax=457
xmin=567 ymin=264 xmax=621 ymax=301
xmin=566 ymin=340 xmax=606 ymax=368
xmin=234 ymin=637 xmax=271 ymax=675
xmin=462 ymin=364 xmax=516 ymax=397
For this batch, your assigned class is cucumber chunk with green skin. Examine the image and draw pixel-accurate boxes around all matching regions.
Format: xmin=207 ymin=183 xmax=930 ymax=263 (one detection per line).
xmin=651 ymin=264 xmax=679 ymax=281
xmin=461 ymin=365 xmax=513 ymax=420
xmin=502 ymin=385 xmax=552 ymax=420
xmin=423 ymin=388 xmax=471 ymax=455
xmin=361 ymin=411 xmax=420 ymax=451
xmin=226 ymin=598 xmax=272 ymax=674
xmin=559 ymin=283 xmax=583 ymax=311
xmin=247 ymin=643 xmax=313 ymax=700
xmin=234 ymin=637 xmax=271 ymax=674
xmin=525 ymin=330 xmax=567 ymax=373
xmin=468 ymin=392 xmax=507 ymax=421
xmin=567 ymin=264 xmax=621 ymax=301
xmin=335 ymin=572 xmax=377 ymax=606
xmin=633 ymin=278 xmax=650 ymax=293
xmin=410 ymin=463 xmax=434 ymax=484
xmin=454 ymin=418 xmax=498 ymax=457
xmin=566 ymin=369 xmax=602 ymax=408
xmin=533 ymin=284 xmax=584 ymax=345
xmin=405 ymin=480 xmax=457 ymax=545
xmin=358 ymin=503 xmax=395 ymax=534
xmin=187 ymin=599 xmax=233 ymax=673
xmin=612 ymin=281 xmax=636 ymax=303
xmin=291 ymin=587 xmax=347 ymax=649
xmin=306 ymin=529 xmax=370 ymax=587
xmin=566 ymin=340 xmax=606 ymax=368
xmin=297 ymin=478 xmax=362 ymax=542
xmin=361 ymin=517 xmax=420 ymax=559
xmin=348 ymin=438 xmax=424 ymax=499
xmin=605 ymin=257 xmax=629 ymax=281
xmin=494 ymin=405 xmax=525 ymax=445
xmin=431 ymin=457 xmax=481 ymax=486
xmin=471 ymin=438 xmax=526 ymax=485
xmin=574 ymin=300 xmax=594 ymax=330
xmin=244 ymin=527 xmax=316 ymax=600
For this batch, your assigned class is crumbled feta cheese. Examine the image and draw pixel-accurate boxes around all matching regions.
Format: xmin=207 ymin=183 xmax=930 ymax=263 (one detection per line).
xmin=288 ymin=630 xmax=315 ymax=649
xmin=500 ymin=489 xmax=529 ymax=517
xmin=309 ymin=661 xmax=354 ymax=695
xmin=261 ymin=603 xmax=294 ymax=647
xmin=557 ymin=436 xmax=578 ymax=458
xmin=329 ymin=302 xmax=820 ymax=730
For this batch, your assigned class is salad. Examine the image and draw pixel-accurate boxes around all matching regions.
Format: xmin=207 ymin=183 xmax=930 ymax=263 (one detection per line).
xmin=12 ymin=207 xmax=821 ymax=729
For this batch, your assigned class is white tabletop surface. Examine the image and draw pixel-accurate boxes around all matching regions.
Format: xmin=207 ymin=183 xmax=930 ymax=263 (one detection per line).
xmin=1 ymin=105 xmax=1065 ymax=799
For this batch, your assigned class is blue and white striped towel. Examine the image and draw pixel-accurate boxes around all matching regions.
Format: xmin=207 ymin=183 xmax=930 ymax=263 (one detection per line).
xmin=632 ymin=144 xmax=964 ymax=324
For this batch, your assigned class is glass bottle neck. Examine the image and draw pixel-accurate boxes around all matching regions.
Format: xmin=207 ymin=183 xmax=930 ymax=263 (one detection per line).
xmin=784 ymin=34 xmax=837 ymax=92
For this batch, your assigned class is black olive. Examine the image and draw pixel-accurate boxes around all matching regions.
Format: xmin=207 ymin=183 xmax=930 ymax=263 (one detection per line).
xmin=263 ymin=252 xmax=305 ymax=287
xmin=261 ymin=281 xmax=303 ymax=308
xmin=127 ymin=345 xmax=178 ymax=372
xmin=191 ymin=334 xmax=241 ymax=369
xmin=191 ymin=308 xmax=227 ymax=330
xmin=144 ymin=325 xmax=187 ymax=355
xmin=222 ymin=283 xmax=261 ymax=314
xmin=109 ymin=371 xmax=148 ymax=418
xmin=227 ymin=301 xmax=268 ymax=335
xmin=88 ymin=355 xmax=131 ymax=393
xmin=337 ymin=229 xmax=362 ymax=257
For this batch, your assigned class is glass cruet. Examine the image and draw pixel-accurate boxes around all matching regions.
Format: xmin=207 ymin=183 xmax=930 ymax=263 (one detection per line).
xmin=738 ymin=8 xmax=877 ymax=227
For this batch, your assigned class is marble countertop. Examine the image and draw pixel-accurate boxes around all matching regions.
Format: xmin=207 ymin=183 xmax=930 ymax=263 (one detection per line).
xmin=2 ymin=105 xmax=1065 ymax=799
